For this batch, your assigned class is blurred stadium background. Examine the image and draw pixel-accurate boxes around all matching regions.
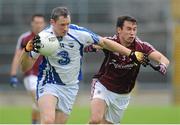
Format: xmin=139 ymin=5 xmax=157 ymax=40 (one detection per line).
xmin=0 ymin=0 xmax=180 ymax=123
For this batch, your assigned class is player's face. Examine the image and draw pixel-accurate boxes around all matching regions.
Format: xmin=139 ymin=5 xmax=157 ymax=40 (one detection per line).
xmin=117 ymin=21 xmax=137 ymax=47
xmin=51 ymin=15 xmax=71 ymax=37
xmin=31 ymin=17 xmax=46 ymax=34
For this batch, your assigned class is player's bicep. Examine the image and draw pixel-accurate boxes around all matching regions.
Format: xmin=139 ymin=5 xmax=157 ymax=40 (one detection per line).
xmin=78 ymin=30 xmax=100 ymax=46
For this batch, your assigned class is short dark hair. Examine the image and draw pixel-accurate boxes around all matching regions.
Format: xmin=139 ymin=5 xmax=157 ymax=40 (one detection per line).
xmin=31 ymin=14 xmax=45 ymax=21
xmin=51 ymin=7 xmax=70 ymax=21
xmin=116 ymin=16 xmax=137 ymax=28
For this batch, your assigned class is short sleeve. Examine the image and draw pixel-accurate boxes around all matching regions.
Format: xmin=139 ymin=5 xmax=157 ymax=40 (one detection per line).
xmin=69 ymin=24 xmax=100 ymax=46
xmin=142 ymin=42 xmax=156 ymax=55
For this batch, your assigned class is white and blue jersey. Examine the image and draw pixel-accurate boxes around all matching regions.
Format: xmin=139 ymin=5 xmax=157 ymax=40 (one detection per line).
xmin=32 ymin=24 xmax=100 ymax=86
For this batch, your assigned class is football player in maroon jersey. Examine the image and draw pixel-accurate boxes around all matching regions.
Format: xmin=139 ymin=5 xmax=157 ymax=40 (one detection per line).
xmin=10 ymin=14 xmax=46 ymax=124
xmin=84 ymin=16 xmax=169 ymax=124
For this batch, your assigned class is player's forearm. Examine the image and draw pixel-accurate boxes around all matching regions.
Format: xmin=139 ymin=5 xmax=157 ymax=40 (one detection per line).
xmin=10 ymin=50 xmax=22 ymax=75
xmin=159 ymin=55 xmax=169 ymax=67
xmin=98 ymin=37 xmax=131 ymax=56
xmin=10 ymin=59 xmax=18 ymax=75
xmin=149 ymin=51 xmax=169 ymax=67
xmin=20 ymin=49 xmax=36 ymax=72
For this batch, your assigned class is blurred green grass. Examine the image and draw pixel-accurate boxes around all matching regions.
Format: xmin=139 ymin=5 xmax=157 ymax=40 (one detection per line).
xmin=0 ymin=105 xmax=179 ymax=124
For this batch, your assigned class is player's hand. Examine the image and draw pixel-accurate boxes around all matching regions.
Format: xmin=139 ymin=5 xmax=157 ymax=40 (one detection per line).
xmin=25 ymin=35 xmax=41 ymax=53
xmin=25 ymin=40 xmax=34 ymax=52
xmin=153 ymin=63 xmax=167 ymax=75
xmin=10 ymin=75 xmax=18 ymax=88
xmin=84 ymin=45 xmax=97 ymax=52
xmin=129 ymin=51 xmax=149 ymax=66
xmin=84 ymin=44 xmax=102 ymax=52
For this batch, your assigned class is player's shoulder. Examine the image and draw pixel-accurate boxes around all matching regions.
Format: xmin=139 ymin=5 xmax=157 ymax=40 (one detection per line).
xmin=18 ymin=31 xmax=32 ymax=39
xmin=39 ymin=25 xmax=54 ymax=37
xmin=69 ymin=24 xmax=83 ymax=30
xmin=69 ymin=24 xmax=93 ymax=34
xmin=68 ymin=24 xmax=95 ymax=39
xmin=135 ymin=37 xmax=151 ymax=46
xmin=135 ymin=37 xmax=155 ymax=49
xmin=17 ymin=31 xmax=32 ymax=44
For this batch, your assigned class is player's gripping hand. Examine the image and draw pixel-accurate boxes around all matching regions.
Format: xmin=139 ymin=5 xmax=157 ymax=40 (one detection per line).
xmin=10 ymin=75 xmax=18 ymax=88
xmin=24 ymin=40 xmax=33 ymax=52
xmin=84 ymin=44 xmax=103 ymax=53
xmin=84 ymin=45 xmax=97 ymax=52
xmin=129 ymin=51 xmax=149 ymax=66
xmin=153 ymin=63 xmax=167 ymax=75
xmin=24 ymin=35 xmax=41 ymax=53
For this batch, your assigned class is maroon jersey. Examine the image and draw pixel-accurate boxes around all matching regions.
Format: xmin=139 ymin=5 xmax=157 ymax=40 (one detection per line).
xmin=95 ymin=35 xmax=155 ymax=94
xmin=17 ymin=31 xmax=42 ymax=76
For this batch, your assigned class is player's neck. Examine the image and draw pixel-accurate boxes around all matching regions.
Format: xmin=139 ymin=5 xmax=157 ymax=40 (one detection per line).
xmin=119 ymin=38 xmax=130 ymax=47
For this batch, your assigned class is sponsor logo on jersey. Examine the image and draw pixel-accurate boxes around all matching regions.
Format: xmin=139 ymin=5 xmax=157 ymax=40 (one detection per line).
xmin=109 ymin=59 xmax=136 ymax=69
xmin=49 ymin=37 xmax=57 ymax=42
xmin=68 ymin=43 xmax=74 ymax=48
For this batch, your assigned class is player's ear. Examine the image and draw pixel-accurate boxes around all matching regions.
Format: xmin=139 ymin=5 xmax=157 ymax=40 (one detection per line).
xmin=117 ymin=27 xmax=121 ymax=34
xmin=50 ymin=19 xmax=56 ymax=26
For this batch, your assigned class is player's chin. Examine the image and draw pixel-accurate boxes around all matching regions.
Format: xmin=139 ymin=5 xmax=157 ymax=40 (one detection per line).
xmin=127 ymin=37 xmax=135 ymax=43
xmin=63 ymin=31 xmax=68 ymax=35
xmin=59 ymin=32 xmax=67 ymax=37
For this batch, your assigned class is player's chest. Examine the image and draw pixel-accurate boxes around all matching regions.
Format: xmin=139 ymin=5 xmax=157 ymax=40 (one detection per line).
xmin=58 ymin=39 xmax=81 ymax=51
xmin=110 ymin=52 xmax=132 ymax=64
xmin=106 ymin=52 xmax=136 ymax=70
xmin=50 ymin=40 xmax=82 ymax=62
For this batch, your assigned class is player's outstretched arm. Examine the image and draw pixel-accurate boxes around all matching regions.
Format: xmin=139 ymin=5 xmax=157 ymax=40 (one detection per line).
xmin=98 ymin=37 xmax=148 ymax=64
xmin=20 ymin=49 xmax=36 ymax=72
xmin=98 ymin=37 xmax=131 ymax=56
xmin=148 ymin=51 xmax=169 ymax=75
xmin=9 ymin=49 xmax=22 ymax=87
xmin=19 ymin=40 xmax=38 ymax=72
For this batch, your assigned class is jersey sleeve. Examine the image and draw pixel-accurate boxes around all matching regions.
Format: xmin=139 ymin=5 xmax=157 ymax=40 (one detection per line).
xmin=16 ymin=36 xmax=24 ymax=50
xmin=16 ymin=31 xmax=31 ymax=50
xmin=69 ymin=24 xmax=100 ymax=46
xmin=141 ymin=42 xmax=156 ymax=55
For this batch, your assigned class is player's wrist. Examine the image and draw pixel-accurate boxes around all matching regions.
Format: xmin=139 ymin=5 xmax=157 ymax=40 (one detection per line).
xmin=159 ymin=63 xmax=167 ymax=68
xmin=24 ymin=47 xmax=30 ymax=52
xmin=24 ymin=40 xmax=34 ymax=52
xmin=129 ymin=50 xmax=138 ymax=63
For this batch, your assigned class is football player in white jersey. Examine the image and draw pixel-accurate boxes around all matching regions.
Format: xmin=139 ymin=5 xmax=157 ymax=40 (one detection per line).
xmin=20 ymin=6 xmax=149 ymax=124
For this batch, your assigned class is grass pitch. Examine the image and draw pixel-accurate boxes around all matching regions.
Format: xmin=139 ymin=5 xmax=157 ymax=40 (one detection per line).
xmin=0 ymin=105 xmax=179 ymax=124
